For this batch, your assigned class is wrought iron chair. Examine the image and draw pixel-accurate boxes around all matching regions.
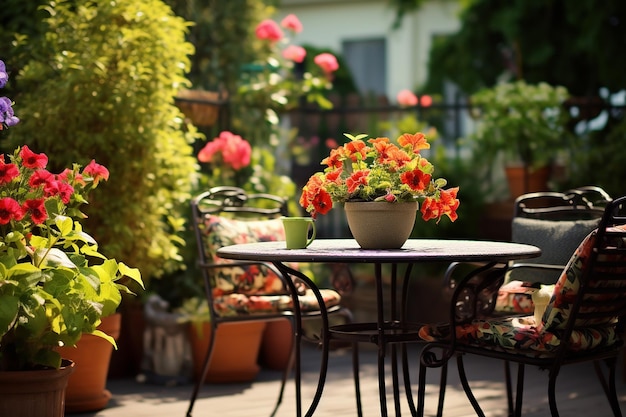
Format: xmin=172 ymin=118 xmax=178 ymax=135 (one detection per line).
xmin=185 ymin=186 xmax=352 ymax=417
xmin=418 ymin=194 xmax=626 ymax=417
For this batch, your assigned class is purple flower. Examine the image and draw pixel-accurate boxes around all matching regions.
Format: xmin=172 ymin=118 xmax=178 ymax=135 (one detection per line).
xmin=0 ymin=96 xmax=19 ymax=128
xmin=0 ymin=60 xmax=7 ymax=89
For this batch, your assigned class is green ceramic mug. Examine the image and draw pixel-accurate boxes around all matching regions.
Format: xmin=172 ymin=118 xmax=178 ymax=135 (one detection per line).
xmin=281 ymin=217 xmax=316 ymax=249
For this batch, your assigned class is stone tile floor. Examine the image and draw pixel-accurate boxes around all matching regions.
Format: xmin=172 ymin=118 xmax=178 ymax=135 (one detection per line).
xmin=69 ymin=343 xmax=626 ymax=417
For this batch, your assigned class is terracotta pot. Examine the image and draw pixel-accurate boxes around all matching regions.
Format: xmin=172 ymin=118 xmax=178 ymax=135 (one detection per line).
xmin=505 ymin=165 xmax=551 ymax=199
xmin=188 ymin=321 xmax=267 ymax=383
xmin=344 ymin=201 xmax=418 ymax=249
xmin=57 ymin=313 xmax=121 ymax=413
xmin=0 ymin=359 xmax=75 ymax=417
xmin=260 ymin=319 xmax=293 ymax=370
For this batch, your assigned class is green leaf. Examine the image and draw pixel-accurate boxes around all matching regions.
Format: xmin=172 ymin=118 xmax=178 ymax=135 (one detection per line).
xmin=0 ymin=294 xmax=19 ymax=337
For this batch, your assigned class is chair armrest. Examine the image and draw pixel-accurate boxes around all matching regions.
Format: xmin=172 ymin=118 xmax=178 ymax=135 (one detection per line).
xmin=508 ymin=262 xmax=565 ymax=272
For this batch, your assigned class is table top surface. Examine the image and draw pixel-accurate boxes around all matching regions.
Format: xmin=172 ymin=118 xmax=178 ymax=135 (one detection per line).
xmin=217 ymin=238 xmax=541 ymax=264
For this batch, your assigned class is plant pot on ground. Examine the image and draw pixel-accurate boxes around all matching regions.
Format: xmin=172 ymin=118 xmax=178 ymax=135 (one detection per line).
xmin=57 ymin=313 xmax=121 ymax=413
xmin=467 ymin=80 xmax=572 ymax=200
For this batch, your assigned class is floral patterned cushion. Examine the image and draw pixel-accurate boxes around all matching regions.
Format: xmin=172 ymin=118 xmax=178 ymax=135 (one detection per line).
xmin=419 ymin=315 xmax=619 ymax=357
xmin=201 ymin=215 xmax=342 ymax=317
xmin=420 ymin=225 xmax=626 ymax=357
xmin=202 ymin=215 xmax=288 ymax=296
xmin=494 ymin=280 xmax=537 ymax=314
xmin=214 ymin=289 xmax=342 ymax=317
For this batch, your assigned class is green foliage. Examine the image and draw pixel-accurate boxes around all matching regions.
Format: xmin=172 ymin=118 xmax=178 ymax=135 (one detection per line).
xmin=424 ymin=0 xmax=626 ymax=96
xmin=5 ymin=0 xmax=200 ymax=283
xmin=467 ymin=81 xmax=571 ymax=169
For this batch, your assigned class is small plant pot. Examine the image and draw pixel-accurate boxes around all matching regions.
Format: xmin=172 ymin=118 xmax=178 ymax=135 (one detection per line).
xmin=188 ymin=321 xmax=267 ymax=383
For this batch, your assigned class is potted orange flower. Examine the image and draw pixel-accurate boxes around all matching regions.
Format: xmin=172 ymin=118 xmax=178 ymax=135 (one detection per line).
xmin=299 ymin=132 xmax=460 ymax=248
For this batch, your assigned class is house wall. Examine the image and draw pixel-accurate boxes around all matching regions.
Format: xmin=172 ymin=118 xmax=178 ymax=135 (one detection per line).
xmin=277 ymin=0 xmax=461 ymax=101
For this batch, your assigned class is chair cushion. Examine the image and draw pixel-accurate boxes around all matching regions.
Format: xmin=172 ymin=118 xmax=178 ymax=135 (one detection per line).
xmin=419 ymin=315 xmax=620 ymax=358
xmin=543 ymin=225 xmax=626 ymax=331
xmin=213 ymin=289 xmax=342 ymax=317
xmin=202 ymin=215 xmax=288 ymax=296
xmin=420 ymin=225 xmax=626 ymax=357
xmin=495 ymin=280 xmax=537 ymax=314
xmin=509 ymin=217 xmax=599 ymax=284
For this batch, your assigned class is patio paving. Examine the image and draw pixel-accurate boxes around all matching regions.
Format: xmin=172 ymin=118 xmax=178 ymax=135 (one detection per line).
xmin=70 ymin=343 xmax=626 ymax=417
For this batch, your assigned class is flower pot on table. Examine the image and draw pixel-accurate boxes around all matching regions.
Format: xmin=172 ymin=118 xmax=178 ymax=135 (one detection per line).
xmin=344 ymin=201 xmax=418 ymax=249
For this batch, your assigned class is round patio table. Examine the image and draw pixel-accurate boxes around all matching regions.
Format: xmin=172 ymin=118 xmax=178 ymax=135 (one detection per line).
xmin=217 ymin=239 xmax=541 ymax=417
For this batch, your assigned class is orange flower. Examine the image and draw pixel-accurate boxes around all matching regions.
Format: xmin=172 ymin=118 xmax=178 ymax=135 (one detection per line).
xmin=400 ymin=168 xmax=431 ymax=192
xmin=346 ymin=170 xmax=369 ymax=193
xmin=398 ymin=132 xmax=430 ymax=153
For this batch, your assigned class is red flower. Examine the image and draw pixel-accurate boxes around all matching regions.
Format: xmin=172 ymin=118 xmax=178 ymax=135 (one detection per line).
xmin=19 ymin=145 xmax=48 ymax=169
xmin=23 ymin=198 xmax=47 ymax=224
xmin=311 ymin=189 xmax=333 ymax=216
xmin=83 ymin=160 xmax=110 ymax=186
xmin=255 ymin=19 xmax=283 ymax=43
xmin=0 ymin=160 xmax=19 ymax=185
xmin=28 ymin=169 xmax=54 ymax=188
xmin=56 ymin=181 xmax=75 ymax=204
xmin=0 ymin=197 xmax=23 ymax=224
xmin=400 ymin=168 xmax=431 ymax=192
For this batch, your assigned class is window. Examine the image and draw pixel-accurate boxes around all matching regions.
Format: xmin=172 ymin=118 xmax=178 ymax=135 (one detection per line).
xmin=342 ymin=38 xmax=386 ymax=96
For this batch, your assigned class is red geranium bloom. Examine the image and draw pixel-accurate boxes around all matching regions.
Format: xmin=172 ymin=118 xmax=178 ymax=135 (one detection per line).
xmin=0 ymin=160 xmax=19 ymax=185
xmin=0 ymin=197 xmax=23 ymax=224
xmin=23 ymin=198 xmax=47 ymax=224
xmin=19 ymin=145 xmax=48 ymax=169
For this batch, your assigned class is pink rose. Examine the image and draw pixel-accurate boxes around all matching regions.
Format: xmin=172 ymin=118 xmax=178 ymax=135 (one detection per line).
xmin=281 ymin=14 xmax=303 ymax=33
xmin=255 ymin=19 xmax=283 ymax=42
xmin=282 ymin=45 xmax=307 ymax=63
xmin=220 ymin=133 xmax=251 ymax=170
xmin=396 ymin=89 xmax=418 ymax=107
xmin=314 ymin=53 xmax=339 ymax=74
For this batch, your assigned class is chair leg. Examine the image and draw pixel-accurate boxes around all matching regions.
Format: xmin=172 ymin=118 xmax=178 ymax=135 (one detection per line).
xmin=436 ymin=360 xmax=448 ymax=417
xmin=417 ymin=344 xmax=450 ymax=417
xmin=457 ymin=354 xmax=487 ymax=417
xmin=513 ymin=363 xmax=524 ymax=417
xmin=185 ymin=326 xmax=218 ymax=417
xmin=594 ymin=358 xmax=623 ymax=417
xmin=547 ymin=366 xmax=561 ymax=417
xmin=504 ymin=360 xmax=514 ymax=416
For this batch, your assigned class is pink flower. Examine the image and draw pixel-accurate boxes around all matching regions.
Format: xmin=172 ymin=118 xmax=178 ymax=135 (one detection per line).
xmin=198 ymin=131 xmax=252 ymax=170
xmin=314 ymin=53 xmax=339 ymax=74
xmin=420 ymin=95 xmax=433 ymax=107
xmin=282 ymin=45 xmax=307 ymax=63
xmin=255 ymin=19 xmax=283 ymax=43
xmin=397 ymin=89 xmax=418 ymax=107
xmin=83 ymin=160 xmax=110 ymax=186
xmin=281 ymin=14 xmax=303 ymax=33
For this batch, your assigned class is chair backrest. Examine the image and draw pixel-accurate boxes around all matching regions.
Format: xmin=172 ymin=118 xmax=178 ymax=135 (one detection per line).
xmin=190 ymin=187 xmax=290 ymax=311
xmin=509 ymin=186 xmax=612 ymax=284
xmin=541 ymin=195 xmax=626 ymax=351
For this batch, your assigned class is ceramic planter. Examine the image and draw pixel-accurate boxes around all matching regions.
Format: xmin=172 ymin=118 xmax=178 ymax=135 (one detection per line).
xmin=344 ymin=201 xmax=418 ymax=249
xmin=505 ymin=165 xmax=551 ymax=199
xmin=260 ymin=319 xmax=294 ymax=370
xmin=0 ymin=359 xmax=75 ymax=417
